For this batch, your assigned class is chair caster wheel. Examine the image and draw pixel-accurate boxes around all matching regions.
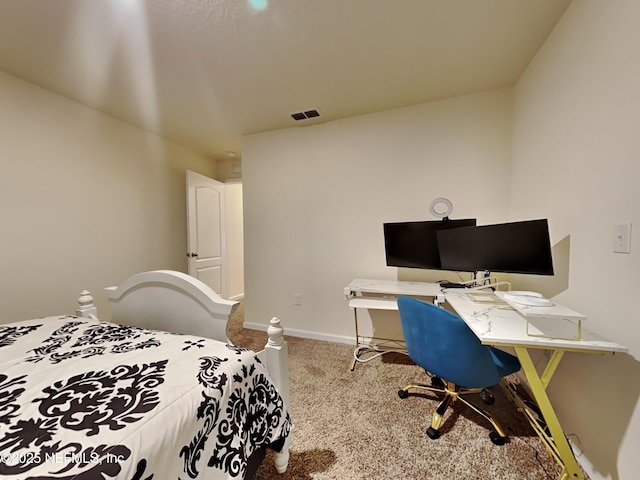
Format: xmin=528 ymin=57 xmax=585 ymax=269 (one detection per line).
xmin=431 ymin=376 xmax=445 ymax=388
xmin=426 ymin=427 xmax=440 ymax=440
xmin=489 ymin=431 xmax=506 ymax=445
xmin=398 ymin=389 xmax=409 ymax=399
xmin=480 ymin=388 xmax=495 ymax=405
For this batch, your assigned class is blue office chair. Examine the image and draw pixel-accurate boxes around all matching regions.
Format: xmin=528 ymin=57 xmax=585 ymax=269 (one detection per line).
xmin=396 ymin=296 xmax=521 ymax=445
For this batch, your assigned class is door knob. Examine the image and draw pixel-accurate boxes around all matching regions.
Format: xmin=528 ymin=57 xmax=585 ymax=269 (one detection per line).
xmin=186 ymin=252 xmax=199 ymax=257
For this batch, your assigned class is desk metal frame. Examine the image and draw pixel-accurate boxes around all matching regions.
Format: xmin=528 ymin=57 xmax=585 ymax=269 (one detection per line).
xmin=345 ymin=279 xmax=441 ymax=370
xmin=345 ymin=279 xmax=627 ymax=480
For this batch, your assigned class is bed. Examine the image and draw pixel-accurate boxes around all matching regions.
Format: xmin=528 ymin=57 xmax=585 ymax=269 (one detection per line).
xmin=0 ymin=270 xmax=291 ymax=479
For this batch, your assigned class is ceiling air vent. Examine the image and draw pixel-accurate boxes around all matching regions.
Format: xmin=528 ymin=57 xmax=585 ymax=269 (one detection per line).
xmin=290 ymin=108 xmax=321 ymax=121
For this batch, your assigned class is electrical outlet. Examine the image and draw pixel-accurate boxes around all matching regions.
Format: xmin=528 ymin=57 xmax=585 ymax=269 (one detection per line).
xmin=613 ymin=223 xmax=632 ymax=254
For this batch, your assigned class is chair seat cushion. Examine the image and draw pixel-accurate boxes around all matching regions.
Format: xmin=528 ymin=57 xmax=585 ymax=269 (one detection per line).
xmin=488 ymin=347 xmax=521 ymax=377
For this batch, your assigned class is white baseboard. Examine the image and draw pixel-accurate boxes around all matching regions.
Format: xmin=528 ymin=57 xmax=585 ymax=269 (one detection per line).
xmin=570 ymin=449 xmax=601 ymax=480
xmin=243 ymin=321 xmax=355 ymax=345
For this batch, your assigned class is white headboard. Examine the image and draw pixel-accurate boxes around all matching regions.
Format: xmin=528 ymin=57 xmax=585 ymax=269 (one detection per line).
xmin=104 ymin=270 xmax=239 ymax=343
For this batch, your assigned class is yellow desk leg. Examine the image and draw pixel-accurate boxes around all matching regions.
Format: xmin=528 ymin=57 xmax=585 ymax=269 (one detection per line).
xmin=514 ymin=347 xmax=584 ymax=480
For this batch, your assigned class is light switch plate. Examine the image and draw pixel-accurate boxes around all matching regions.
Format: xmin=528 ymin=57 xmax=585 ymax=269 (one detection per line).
xmin=613 ymin=223 xmax=632 ymax=254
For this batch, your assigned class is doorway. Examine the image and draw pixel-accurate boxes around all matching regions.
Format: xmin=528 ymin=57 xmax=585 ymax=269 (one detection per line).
xmin=186 ymin=170 xmax=244 ymax=300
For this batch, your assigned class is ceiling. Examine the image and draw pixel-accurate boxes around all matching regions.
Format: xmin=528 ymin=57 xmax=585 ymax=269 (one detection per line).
xmin=0 ymin=0 xmax=572 ymax=160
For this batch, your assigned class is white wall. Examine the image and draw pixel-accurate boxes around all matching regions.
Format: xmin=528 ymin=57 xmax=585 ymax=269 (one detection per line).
xmin=512 ymin=1 xmax=640 ymax=478
xmin=242 ymin=89 xmax=514 ymax=340
xmin=0 ymin=71 xmax=218 ymax=322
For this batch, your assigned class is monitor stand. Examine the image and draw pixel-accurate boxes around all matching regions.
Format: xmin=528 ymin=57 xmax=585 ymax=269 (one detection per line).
xmin=438 ymin=281 xmax=466 ymax=289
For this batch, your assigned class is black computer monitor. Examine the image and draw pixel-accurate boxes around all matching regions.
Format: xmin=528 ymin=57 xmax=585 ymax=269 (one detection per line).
xmin=383 ymin=219 xmax=477 ymax=270
xmin=436 ymin=219 xmax=554 ymax=275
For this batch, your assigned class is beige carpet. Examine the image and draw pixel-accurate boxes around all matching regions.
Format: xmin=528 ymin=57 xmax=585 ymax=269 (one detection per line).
xmin=229 ymin=303 xmax=567 ymax=480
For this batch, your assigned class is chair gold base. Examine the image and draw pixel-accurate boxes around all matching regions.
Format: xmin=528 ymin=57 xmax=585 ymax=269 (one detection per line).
xmin=398 ymin=378 xmax=508 ymax=445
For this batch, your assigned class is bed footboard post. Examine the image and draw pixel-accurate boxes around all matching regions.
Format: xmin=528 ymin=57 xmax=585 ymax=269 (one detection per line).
xmin=76 ymin=290 xmax=98 ymax=319
xmin=266 ymin=317 xmax=290 ymax=408
xmin=265 ymin=317 xmax=291 ymax=474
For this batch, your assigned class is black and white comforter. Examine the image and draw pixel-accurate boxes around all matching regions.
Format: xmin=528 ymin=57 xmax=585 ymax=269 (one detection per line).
xmin=0 ymin=316 xmax=291 ymax=479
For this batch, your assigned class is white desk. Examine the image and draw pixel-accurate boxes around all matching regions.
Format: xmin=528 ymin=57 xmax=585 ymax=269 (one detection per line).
xmin=344 ymin=279 xmax=443 ymax=370
xmin=445 ymin=291 xmax=625 ymax=352
xmin=346 ymin=278 xmax=443 ymax=298
xmin=344 ymin=278 xmax=628 ymax=480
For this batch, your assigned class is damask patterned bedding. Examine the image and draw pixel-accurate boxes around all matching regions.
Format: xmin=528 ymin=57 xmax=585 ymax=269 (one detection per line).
xmin=0 ymin=315 xmax=292 ymax=479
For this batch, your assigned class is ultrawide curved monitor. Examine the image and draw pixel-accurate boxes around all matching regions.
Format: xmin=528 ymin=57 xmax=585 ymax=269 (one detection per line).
xmin=436 ymin=219 xmax=554 ymax=275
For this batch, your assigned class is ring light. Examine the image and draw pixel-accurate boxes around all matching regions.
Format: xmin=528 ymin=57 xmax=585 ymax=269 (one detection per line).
xmin=429 ymin=197 xmax=453 ymax=219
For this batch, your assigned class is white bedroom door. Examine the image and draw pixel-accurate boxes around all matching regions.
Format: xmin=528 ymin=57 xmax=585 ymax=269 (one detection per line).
xmin=186 ymin=170 xmax=228 ymax=297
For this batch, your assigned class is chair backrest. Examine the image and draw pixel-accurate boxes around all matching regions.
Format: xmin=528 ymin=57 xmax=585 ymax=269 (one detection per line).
xmin=397 ymin=296 xmax=501 ymax=388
